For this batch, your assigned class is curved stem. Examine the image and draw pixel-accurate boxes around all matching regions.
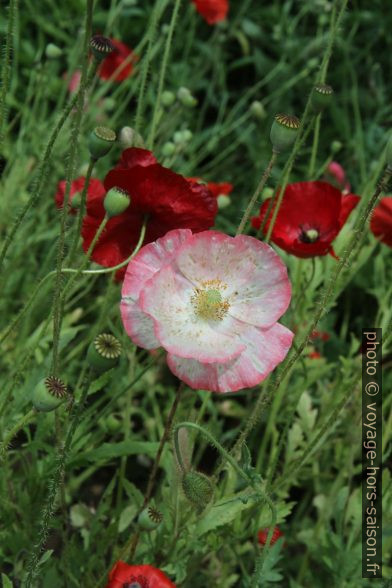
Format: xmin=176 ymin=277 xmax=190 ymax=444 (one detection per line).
xmin=0 ymin=408 xmax=36 ymax=461
xmin=147 ymin=0 xmax=182 ymax=149
xmin=236 ymin=151 xmax=277 ymax=236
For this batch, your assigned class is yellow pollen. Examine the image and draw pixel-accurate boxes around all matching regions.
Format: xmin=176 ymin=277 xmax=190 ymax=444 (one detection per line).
xmin=191 ymin=282 xmax=230 ymax=321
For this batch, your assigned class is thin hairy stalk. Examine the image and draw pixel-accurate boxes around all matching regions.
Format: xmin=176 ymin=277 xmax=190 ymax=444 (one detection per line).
xmin=229 ymin=167 xmax=391 ymax=458
xmin=0 ymin=0 xmax=19 ymax=150
xmin=318 ymin=0 xmax=348 ymax=84
xmin=0 ymin=62 xmax=98 ymax=275
xmin=0 ymin=408 xmax=36 ymax=461
xmin=308 ymin=113 xmax=321 ymax=179
xmin=236 ymin=151 xmax=277 ymax=236
xmin=67 ymin=157 xmax=95 ymax=263
xmin=51 ymin=0 xmax=94 ymax=376
xmin=134 ymin=0 xmax=168 ymax=133
xmin=147 ymin=0 xmax=182 ymax=149
xmin=124 ymin=382 xmax=184 ymax=563
xmin=24 ymin=371 xmax=92 ymax=587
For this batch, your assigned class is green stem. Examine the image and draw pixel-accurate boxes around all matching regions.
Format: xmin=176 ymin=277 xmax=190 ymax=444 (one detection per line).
xmin=235 ymin=151 xmax=278 ymax=236
xmin=0 ymin=0 xmax=19 ymax=151
xmin=67 ymin=157 xmax=95 ymax=263
xmin=308 ymin=113 xmax=321 ymax=179
xmin=147 ymin=0 xmax=182 ymax=149
xmin=51 ymin=0 xmax=94 ymax=376
xmin=0 ymin=408 xmax=36 ymax=461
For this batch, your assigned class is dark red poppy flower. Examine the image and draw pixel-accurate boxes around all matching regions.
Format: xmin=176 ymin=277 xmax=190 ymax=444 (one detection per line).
xmin=82 ymin=148 xmax=217 ymax=280
xmin=106 ymin=561 xmax=176 ymax=588
xmin=55 ymin=177 xmax=105 ymax=215
xmin=251 ymin=181 xmax=360 ymax=258
xmin=258 ymin=526 xmax=284 ymax=546
xmin=309 ymin=350 xmax=322 ymax=359
xmin=310 ymin=330 xmax=330 ymax=342
xmin=191 ymin=0 xmax=229 ymax=25
xmin=370 ymin=197 xmax=392 ymax=248
xmin=187 ymin=177 xmax=233 ymax=199
xmin=98 ymin=39 xmax=137 ymax=82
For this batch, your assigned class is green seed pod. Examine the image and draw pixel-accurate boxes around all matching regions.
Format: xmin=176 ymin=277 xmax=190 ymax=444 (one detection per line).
xmin=88 ymin=126 xmax=116 ymax=160
xmin=270 ymin=113 xmax=300 ymax=153
xmin=89 ymin=35 xmax=114 ymax=61
xmin=138 ymin=506 xmax=163 ymax=531
xmin=87 ymin=333 xmax=122 ymax=373
xmin=250 ymin=100 xmax=266 ymax=120
xmin=32 ymin=376 xmax=68 ymax=413
xmin=182 ymin=471 xmax=213 ymax=509
xmin=161 ymin=90 xmax=176 ymax=107
xmin=162 ymin=142 xmax=176 ymax=157
xmin=310 ymin=84 xmax=334 ymax=114
xmin=386 ymin=133 xmax=392 ymax=170
xmin=104 ymin=187 xmax=130 ymax=218
xmin=45 ymin=43 xmax=62 ymax=59
xmin=177 ymin=87 xmax=198 ymax=108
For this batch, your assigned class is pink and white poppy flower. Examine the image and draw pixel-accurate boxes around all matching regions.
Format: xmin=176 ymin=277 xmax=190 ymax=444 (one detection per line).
xmin=121 ymin=230 xmax=293 ymax=393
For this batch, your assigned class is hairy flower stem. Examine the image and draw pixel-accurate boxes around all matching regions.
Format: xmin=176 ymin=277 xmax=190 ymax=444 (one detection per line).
xmin=51 ymin=0 xmax=94 ymax=377
xmin=235 ymin=151 xmax=278 ymax=236
xmin=230 ymin=167 xmax=392 ymax=458
xmin=67 ymin=157 xmax=95 ymax=263
xmin=0 ymin=0 xmax=18 ymax=151
xmin=147 ymin=0 xmax=182 ymax=149
xmin=308 ymin=113 xmax=321 ymax=179
xmin=25 ymin=371 xmax=92 ymax=587
xmin=0 ymin=408 xmax=36 ymax=461
xmin=0 ymin=61 xmax=98 ymax=277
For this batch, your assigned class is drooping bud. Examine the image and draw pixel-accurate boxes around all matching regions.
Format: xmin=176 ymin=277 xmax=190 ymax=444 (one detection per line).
xmin=103 ymin=187 xmax=130 ymax=218
xmin=32 ymin=376 xmax=68 ymax=412
xmin=177 ymin=87 xmax=198 ymax=108
xmin=138 ymin=506 xmax=163 ymax=531
xmin=173 ymin=130 xmax=193 ymax=145
xmin=45 ymin=43 xmax=62 ymax=59
xmin=182 ymin=471 xmax=213 ymax=509
xmin=310 ymin=84 xmax=334 ymax=114
xmin=87 ymin=333 xmax=122 ymax=372
xmin=90 ymin=35 xmax=114 ymax=61
xmin=331 ymin=140 xmax=342 ymax=153
xmin=270 ymin=113 xmax=300 ymax=153
xmin=250 ymin=100 xmax=266 ymax=120
xmin=162 ymin=142 xmax=176 ymax=157
xmin=119 ymin=126 xmax=144 ymax=148
xmin=88 ymin=126 xmax=116 ymax=160
xmin=161 ymin=90 xmax=176 ymax=107
xmin=217 ymin=194 xmax=231 ymax=209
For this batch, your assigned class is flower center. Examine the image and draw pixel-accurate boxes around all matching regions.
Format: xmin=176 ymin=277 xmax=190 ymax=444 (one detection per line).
xmin=191 ymin=280 xmax=230 ymax=321
xmin=300 ymin=228 xmax=319 ymax=243
xmin=123 ymin=577 xmax=148 ymax=588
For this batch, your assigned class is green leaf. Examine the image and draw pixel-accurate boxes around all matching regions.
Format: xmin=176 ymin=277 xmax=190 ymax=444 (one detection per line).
xmin=195 ymin=492 xmax=259 ymax=537
xmin=118 ymin=504 xmax=137 ymax=533
xmin=38 ymin=549 xmax=54 ymax=566
xmin=1 ymin=574 xmax=13 ymax=588
xmin=68 ymin=441 xmax=159 ymax=466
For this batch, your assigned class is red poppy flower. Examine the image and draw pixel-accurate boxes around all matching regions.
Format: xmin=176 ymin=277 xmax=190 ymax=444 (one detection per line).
xmin=106 ymin=561 xmax=176 ymax=588
xmin=188 ymin=177 xmax=233 ymax=199
xmin=82 ymin=148 xmax=217 ymax=280
xmin=310 ymin=330 xmax=330 ymax=342
xmin=258 ymin=526 xmax=284 ymax=546
xmin=98 ymin=39 xmax=137 ymax=82
xmin=191 ymin=0 xmax=229 ymax=25
xmin=370 ymin=197 xmax=392 ymax=248
xmin=251 ymin=181 xmax=360 ymax=258
xmin=55 ymin=177 xmax=105 ymax=215
xmin=309 ymin=350 xmax=322 ymax=359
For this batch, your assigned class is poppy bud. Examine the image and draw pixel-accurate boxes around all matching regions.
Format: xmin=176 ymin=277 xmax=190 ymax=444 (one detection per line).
xmin=250 ymin=100 xmax=266 ymax=120
xmin=70 ymin=191 xmax=82 ymax=210
xmin=310 ymin=84 xmax=334 ymax=114
xmin=161 ymin=90 xmax=176 ymax=107
xmin=87 ymin=333 xmax=122 ymax=372
xmin=119 ymin=126 xmax=144 ymax=148
xmin=331 ymin=140 xmax=342 ymax=153
xmin=32 ymin=376 xmax=68 ymax=413
xmin=162 ymin=142 xmax=176 ymax=157
xmin=45 ymin=43 xmax=62 ymax=59
xmin=105 ymin=414 xmax=122 ymax=433
xmin=103 ymin=187 xmax=130 ymax=218
xmin=173 ymin=130 xmax=193 ymax=145
xmin=88 ymin=126 xmax=116 ymax=160
xmin=270 ymin=114 xmax=300 ymax=153
xmin=177 ymin=87 xmax=198 ymax=108
xmin=386 ymin=133 xmax=392 ymax=171
xmin=217 ymin=194 xmax=231 ymax=209
xmin=90 ymin=35 xmax=114 ymax=61
xmin=182 ymin=471 xmax=213 ymax=508
xmin=138 ymin=506 xmax=163 ymax=531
